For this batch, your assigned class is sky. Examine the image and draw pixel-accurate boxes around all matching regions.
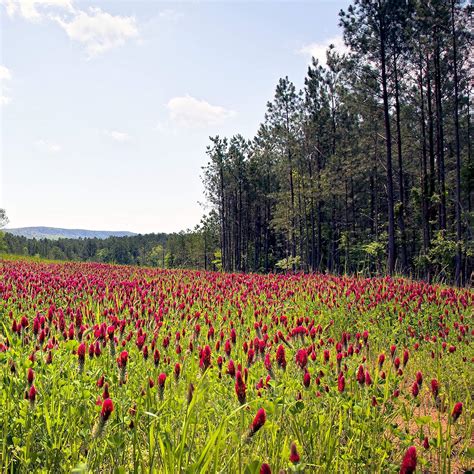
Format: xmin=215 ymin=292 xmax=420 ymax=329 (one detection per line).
xmin=0 ymin=0 xmax=349 ymax=234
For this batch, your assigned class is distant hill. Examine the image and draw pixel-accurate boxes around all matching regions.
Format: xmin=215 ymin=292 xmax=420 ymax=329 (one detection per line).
xmin=3 ymin=227 xmax=137 ymax=240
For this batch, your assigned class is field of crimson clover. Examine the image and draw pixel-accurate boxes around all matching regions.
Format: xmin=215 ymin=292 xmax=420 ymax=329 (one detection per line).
xmin=0 ymin=259 xmax=472 ymax=473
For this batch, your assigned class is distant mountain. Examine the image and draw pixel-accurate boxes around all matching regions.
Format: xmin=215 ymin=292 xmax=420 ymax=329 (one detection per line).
xmin=3 ymin=226 xmax=137 ymax=240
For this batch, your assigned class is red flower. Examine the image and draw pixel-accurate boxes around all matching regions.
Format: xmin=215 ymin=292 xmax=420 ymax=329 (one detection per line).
xmin=303 ymin=371 xmax=311 ymax=388
xmin=365 ymin=370 xmax=372 ymax=386
xmin=103 ymin=382 xmax=110 ymax=400
xmin=338 ymin=374 xmax=345 ymax=393
xmin=416 ymin=371 xmax=423 ymax=386
xmin=295 ymin=349 xmax=308 ymax=369
xmin=451 ymin=402 xmax=462 ymax=422
xmin=430 ymin=379 xmax=439 ymax=399
xmin=423 ymin=436 xmax=429 ymax=450
xmin=250 ymin=408 xmax=266 ymax=435
xmin=402 ymin=349 xmax=409 ymax=367
xmin=276 ymin=345 xmax=287 ymax=370
xmin=158 ymin=373 xmax=167 ymax=388
xmin=27 ymin=368 xmax=34 ymax=385
xmin=118 ymin=350 xmax=128 ymax=368
xmin=264 ymin=353 xmax=272 ymax=374
xmin=77 ymin=343 xmax=86 ymax=361
xmin=153 ymin=349 xmax=160 ymax=367
xmin=260 ymin=463 xmax=271 ymax=474
xmin=227 ymin=359 xmax=236 ymax=377
xmin=28 ymin=384 xmax=37 ymax=403
xmin=174 ymin=363 xmax=181 ymax=380
xmin=101 ymin=398 xmax=114 ymax=422
xmin=356 ymin=365 xmax=365 ymax=385
xmin=235 ymin=370 xmax=247 ymax=405
xmin=399 ymin=446 xmax=416 ymax=474
xmin=199 ymin=345 xmax=212 ymax=371
xmin=289 ymin=442 xmax=300 ymax=464
xmin=411 ymin=382 xmax=419 ymax=398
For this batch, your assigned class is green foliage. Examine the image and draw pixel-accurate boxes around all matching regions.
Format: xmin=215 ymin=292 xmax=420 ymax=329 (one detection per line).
xmin=275 ymin=255 xmax=301 ymax=271
xmin=212 ymin=249 xmax=223 ymax=271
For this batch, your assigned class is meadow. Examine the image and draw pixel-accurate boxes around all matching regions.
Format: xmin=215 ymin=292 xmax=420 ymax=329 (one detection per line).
xmin=0 ymin=259 xmax=472 ymax=473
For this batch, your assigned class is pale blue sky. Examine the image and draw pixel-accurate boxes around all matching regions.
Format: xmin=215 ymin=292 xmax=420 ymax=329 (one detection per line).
xmin=1 ymin=0 xmax=348 ymax=233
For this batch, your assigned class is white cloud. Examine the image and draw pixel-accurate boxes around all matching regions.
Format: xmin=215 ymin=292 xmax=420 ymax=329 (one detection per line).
xmin=1 ymin=1 xmax=139 ymax=57
xmin=0 ymin=0 xmax=73 ymax=22
xmin=0 ymin=95 xmax=11 ymax=106
xmin=167 ymin=95 xmax=236 ymax=128
xmin=0 ymin=65 xmax=12 ymax=106
xmin=0 ymin=65 xmax=12 ymax=81
xmin=53 ymin=7 xmax=139 ymax=57
xmin=35 ymin=139 xmax=61 ymax=153
xmin=104 ymin=130 xmax=131 ymax=142
xmin=298 ymin=36 xmax=347 ymax=66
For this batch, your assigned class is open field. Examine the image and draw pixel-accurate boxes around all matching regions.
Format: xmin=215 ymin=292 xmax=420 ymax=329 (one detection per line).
xmin=0 ymin=259 xmax=472 ymax=473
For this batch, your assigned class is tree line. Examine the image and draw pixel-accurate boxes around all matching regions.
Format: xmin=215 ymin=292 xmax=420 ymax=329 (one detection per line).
xmin=202 ymin=0 xmax=473 ymax=284
xmin=0 ymin=228 xmax=221 ymax=270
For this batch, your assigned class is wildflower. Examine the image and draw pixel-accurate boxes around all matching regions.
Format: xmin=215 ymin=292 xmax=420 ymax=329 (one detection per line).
xmin=416 ymin=371 xmax=423 ymax=387
xmin=158 ymin=373 xmax=166 ymax=400
xmin=338 ymin=374 xmax=345 ymax=393
xmin=423 ymin=436 xmax=429 ymax=450
xmin=430 ymin=379 xmax=439 ymax=399
xmin=249 ymin=408 xmax=266 ymax=436
xmin=390 ymin=345 xmax=396 ymax=358
xmin=295 ymin=349 xmax=308 ymax=369
xmin=276 ymin=345 xmax=287 ymax=370
xmin=117 ymin=350 xmax=128 ymax=384
xmin=402 ymin=349 xmax=409 ymax=367
xmin=107 ymin=326 xmax=116 ymax=357
xmin=28 ymin=385 xmax=37 ymax=404
xmin=235 ymin=370 xmax=247 ymax=405
xmin=365 ymin=370 xmax=372 ymax=386
xmin=27 ymin=368 xmax=34 ymax=385
xmin=260 ymin=463 xmax=271 ymax=474
xmin=94 ymin=398 xmax=114 ymax=438
xmin=399 ymin=446 xmax=417 ymax=474
xmin=199 ymin=345 xmax=212 ymax=372
xmin=153 ymin=349 xmax=160 ymax=367
xmin=289 ymin=442 xmax=300 ymax=464
xmin=264 ymin=353 xmax=273 ymax=376
xmin=101 ymin=398 xmax=114 ymax=421
xmin=356 ymin=365 xmax=365 ymax=385
xmin=174 ymin=363 xmax=181 ymax=381
xmin=411 ymin=382 xmax=419 ymax=398
xmin=227 ymin=359 xmax=236 ymax=377
xmin=303 ymin=371 xmax=311 ymax=388
xmin=451 ymin=402 xmax=462 ymax=422
xmin=77 ymin=342 xmax=86 ymax=373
